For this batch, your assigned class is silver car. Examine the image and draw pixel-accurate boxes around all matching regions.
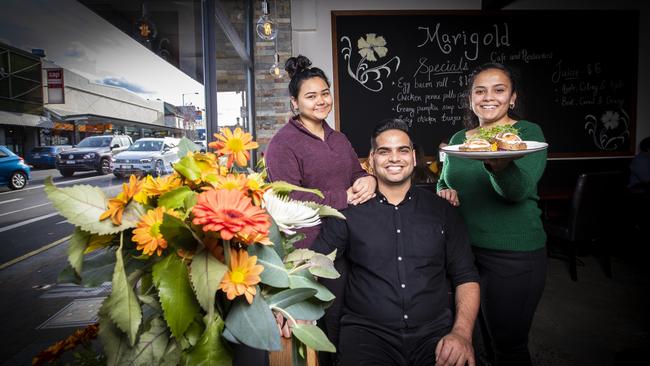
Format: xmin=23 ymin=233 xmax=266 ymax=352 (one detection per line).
xmin=113 ymin=137 xmax=180 ymax=178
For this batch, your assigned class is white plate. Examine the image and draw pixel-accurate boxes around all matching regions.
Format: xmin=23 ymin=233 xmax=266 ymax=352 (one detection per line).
xmin=441 ymin=141 xmax=548 ymax=159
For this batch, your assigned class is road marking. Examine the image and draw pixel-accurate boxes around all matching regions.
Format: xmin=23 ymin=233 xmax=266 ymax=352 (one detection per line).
xmin=0 ymin=234 xmax=71 ymax=271
xmin=0 ymin=198 xmax=22 ymax=205
xmin=0 ymin=202 xmax=51 ymax=217
xmin=0 ymin=212 xmax=60 ymax=233
xmin=56 ymin=220 xmax=69 ymax=225
xmin=0 ymin=175 xmax=113 ymax=195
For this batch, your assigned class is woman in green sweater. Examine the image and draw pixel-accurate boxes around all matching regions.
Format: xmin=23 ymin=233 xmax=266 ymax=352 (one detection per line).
xmin=437 ymin=63 xmax=547 ymax=366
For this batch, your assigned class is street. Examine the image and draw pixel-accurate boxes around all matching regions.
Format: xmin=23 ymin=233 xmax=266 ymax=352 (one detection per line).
xmin=0 ymin=168 xmax=130 ymax=364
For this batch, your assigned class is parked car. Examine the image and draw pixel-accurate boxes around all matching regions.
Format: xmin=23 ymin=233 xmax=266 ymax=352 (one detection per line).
xmin=25 ymin=145 xmax=73 ymax=168
xmin=113 ymin=137 xmax=181 ymax=178
xmin=193 ymin=140 xmax=208 ymax=153
xmin=0 ymin=145 xmax=31 ymax=190
xmin=55 ymin=135 xmax=132 ymax=177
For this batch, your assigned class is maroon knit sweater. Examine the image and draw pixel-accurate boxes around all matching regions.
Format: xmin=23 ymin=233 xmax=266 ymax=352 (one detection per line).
xmin=265 ymin=117 xmax=367 ymax=247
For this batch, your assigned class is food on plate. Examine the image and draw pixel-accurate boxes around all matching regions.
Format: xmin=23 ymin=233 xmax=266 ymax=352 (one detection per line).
xmin=459 ymin=138 xmax=496 ymax=152
xmin=464 ymin=125 xmax=527 ymax=152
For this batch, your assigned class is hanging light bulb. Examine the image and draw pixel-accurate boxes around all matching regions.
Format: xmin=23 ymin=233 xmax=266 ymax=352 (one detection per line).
xmin=269 ymin=52 xmax=282 ymax=78
xmin=256 ymin=0 xmax=277 ymax=40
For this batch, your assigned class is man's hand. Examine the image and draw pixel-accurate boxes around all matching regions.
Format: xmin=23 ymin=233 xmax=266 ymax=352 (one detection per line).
xmin=347 ymin=176 xmax=376 ymax=205
xmin=274 ymin=312 xmax=315 ymax=339
xmin=434 ymin=331 xmax=475 ymax=366
xmin=437 ymin=189 xmax=459 ymax=207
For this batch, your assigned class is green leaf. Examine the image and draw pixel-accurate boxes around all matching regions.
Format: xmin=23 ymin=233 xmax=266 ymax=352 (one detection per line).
xmin=182 ymin=314 xmax=232 ymax=366
xmin=285 ymin=248 xmax=316 ymax=264
xmin=190 ymin=249 xmax=227 ymax=314
xmin=292 ymin=336 xmax=308 ymax=366
xmin=268 ymin=216 xmax=284 ymax=258
xmin=304 ymin=202 xmax=346 ymax=220
xmin=98 ymin=315 xmax=131 ymax=366
xmin=267 ymin=181 xmax=324 ymax=199
xmin=326 ymin=249 xmax=337 ymax=262
xmin=75 ymin=247 xmax=148 ymax=288
xmin=174 ymin=155 xmax=201 ymax=181
xmin=292 ymin=323 xmax=336 ymax=353
xmin=184 ymin=192 xmax=198 ymax=213
xmin=158 ymin=186 xmax=197 ymax=210
xmin=284 ymin=300 xmax=325 ymax=321
xmin=44 ymin=177 xmax=146 ymax=235
xmin=182 ymin=317 xmax=206 ymax=349
xmin=103 ymin=237 xmax=142 ymax=346
xmin=130 ymin=317 xmax=181 ymax=366
xmin=289 ymin=272 xmax=335 ymax=302
xmin=224 ymin=291 xmax=281 ymax=351
xmin=153 ymin=254 xmax=201 ymax=340
xmin=308 ymin=253 xmax=340 ymax=279
xmin=177 ymin=137 xmax=201 ymax=158
xmin=267 ymin=288 xmax=317 ymax=309
xmin=248 ymin=243 xmax=289 ymax=288
xmin=282 ymin=233 xmax=306 ymax=255
xmin=68 ymin=228 xmax=90 ymax=275
xmin=160 ymin=213 xmax=197 ymax=251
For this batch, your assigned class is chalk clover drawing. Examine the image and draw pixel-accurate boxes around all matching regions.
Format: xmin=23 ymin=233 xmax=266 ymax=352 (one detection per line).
xmin=584 ymin=109 xmax=630 ymax=151
xmin=341 ymin=33 xmax=400 ymax=92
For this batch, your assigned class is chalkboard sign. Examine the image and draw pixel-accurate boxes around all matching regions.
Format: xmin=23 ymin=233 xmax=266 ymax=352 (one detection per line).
xmin=332 ymin=10 xmax=638 ymax=158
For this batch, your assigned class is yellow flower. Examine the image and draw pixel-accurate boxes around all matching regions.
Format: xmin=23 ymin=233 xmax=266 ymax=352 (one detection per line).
xmin=132 ymin=206 xmax=177 ymax=256
xmin=209 ymin=127 xmax=259 ymax=168
xmin=99 ymin=175 xmax=143 ymax=225
xmin=245 ymin=172 xmax=268 ymax=206
xmin=212 ymin=173 xmax=248 ymax=191
xmin=135 ymin=174 xmax=182 ymax=203
xmin=191 ymin=151 xmax=223 ymax=184
xmin=220 ymin=249 xmax=264 ymax=304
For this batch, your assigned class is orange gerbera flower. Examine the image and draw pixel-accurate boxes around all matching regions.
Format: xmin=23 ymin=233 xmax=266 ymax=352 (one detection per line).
xmin=209 ymin=127 xmax=259 ymax=168
xmin=132 ymin=206 xmax=177 ymax=256
xmin=99 ymin=175 xmax=143 ymax=225
xmin=236 ymin=228 xmax=273 ymax=246
xmin=220 ymin=249 xmax=263 ymax=304
xmin=192 ymin=189 xmax=270 ymax=241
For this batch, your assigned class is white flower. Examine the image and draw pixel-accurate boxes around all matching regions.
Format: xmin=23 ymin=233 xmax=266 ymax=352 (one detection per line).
xmin=601 ymin=111 xmax=620 ymax=130
xmin=263 ymin=190 xmax=321 ymax=235
xmin=357 ymin=33 xmax=388 ymax=62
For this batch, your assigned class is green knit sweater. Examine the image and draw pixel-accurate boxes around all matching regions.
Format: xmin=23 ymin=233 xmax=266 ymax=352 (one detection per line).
xmin=437 ymin=120 xmax=547 ymax=251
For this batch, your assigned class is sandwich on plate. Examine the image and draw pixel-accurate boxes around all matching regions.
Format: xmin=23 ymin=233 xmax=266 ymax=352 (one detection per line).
xmin=460 ymin=125 xmax=527 ymax=152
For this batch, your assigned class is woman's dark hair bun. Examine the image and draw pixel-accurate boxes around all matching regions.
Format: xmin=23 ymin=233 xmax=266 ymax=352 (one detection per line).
xmin=285 ymin=55 xmax=312 ymax=79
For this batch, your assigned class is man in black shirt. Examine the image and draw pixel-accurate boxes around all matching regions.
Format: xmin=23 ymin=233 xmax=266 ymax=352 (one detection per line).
xmin=312 ymin=119 xmax=480 ymax=366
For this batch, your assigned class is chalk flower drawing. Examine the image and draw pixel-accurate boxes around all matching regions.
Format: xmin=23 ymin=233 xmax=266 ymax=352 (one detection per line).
xmin=357 ymin=34 xmax=388 ymax=61
xmin=584 ymin=109 xmax=630 ymax=151
xmin=341 ymin=33 xmax=400 ymax=92
xmin=601 ymin=110 xmax=620 ymax=130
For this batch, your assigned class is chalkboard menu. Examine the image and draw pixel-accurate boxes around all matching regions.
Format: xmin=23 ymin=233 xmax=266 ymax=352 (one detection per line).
xmin=332 ymin=11 xmax=638 ymax=158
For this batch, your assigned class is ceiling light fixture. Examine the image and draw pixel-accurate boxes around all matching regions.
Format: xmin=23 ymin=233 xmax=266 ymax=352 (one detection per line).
xmin=256 ymin=0 xmax=277 ymax=40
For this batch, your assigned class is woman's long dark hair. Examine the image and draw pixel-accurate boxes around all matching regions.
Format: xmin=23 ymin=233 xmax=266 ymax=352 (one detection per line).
xmin=284 ymin=55 xmax=330 ymax=99
xmin=462 ymin=62 xmax=523 ymax=130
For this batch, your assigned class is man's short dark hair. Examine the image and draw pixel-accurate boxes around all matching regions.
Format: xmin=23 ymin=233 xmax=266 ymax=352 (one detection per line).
xmin=370 ymin=119 xmax=414 ymax=150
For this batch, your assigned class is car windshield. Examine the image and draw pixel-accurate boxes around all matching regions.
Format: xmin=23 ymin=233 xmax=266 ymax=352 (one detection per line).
xmin=31 ymin=147 xmax=53 ymax=153
xmin=77 ymin=137 xmax=112 ymax=148
xmin=128 ymin=141 xmax=163 ymax=151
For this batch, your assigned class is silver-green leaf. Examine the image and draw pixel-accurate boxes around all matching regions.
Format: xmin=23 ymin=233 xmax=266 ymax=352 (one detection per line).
xmin=190 ymin=249 xmax=227 ymax=314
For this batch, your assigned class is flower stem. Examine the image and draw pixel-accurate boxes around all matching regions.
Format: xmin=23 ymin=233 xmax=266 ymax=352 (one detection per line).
xmin=223 ymin=240 xmax=232 ymax=267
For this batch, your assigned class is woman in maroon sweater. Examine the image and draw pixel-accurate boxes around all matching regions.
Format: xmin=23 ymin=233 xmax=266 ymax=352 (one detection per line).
xmin=265 ymin=55 xmax=375 ymax=365
xmin=265 ymin=55 xmax=376 ymax=246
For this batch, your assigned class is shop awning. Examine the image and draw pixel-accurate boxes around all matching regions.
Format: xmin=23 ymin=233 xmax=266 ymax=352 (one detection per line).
xmin=0 ymin=110 xmax=53 ymax=128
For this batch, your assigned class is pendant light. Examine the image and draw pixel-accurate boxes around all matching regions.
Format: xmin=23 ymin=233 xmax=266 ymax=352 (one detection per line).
xmin=256 ymin=0 xmax=277 ymax=40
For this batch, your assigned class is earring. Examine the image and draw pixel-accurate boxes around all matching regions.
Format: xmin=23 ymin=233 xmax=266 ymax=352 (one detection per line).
xmin=509 ymin=103 xmax=515 ymax=110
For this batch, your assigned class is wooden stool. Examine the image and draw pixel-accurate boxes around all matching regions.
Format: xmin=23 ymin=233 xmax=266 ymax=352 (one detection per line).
xmin=269 ymin=338 xmax=318 ymax=366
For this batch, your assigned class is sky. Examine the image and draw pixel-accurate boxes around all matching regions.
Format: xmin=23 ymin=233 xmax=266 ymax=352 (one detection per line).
xmin=0 ymin=0 xmax=207 ymax=110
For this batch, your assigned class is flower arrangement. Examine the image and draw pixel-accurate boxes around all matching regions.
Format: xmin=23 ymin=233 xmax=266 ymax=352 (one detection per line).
xmin=38 ymin=128 xmax=342 ymax=365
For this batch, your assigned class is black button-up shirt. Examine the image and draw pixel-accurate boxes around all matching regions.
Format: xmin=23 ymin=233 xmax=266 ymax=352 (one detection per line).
xmin=312 ymin=186 xmax=479 ymax=330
